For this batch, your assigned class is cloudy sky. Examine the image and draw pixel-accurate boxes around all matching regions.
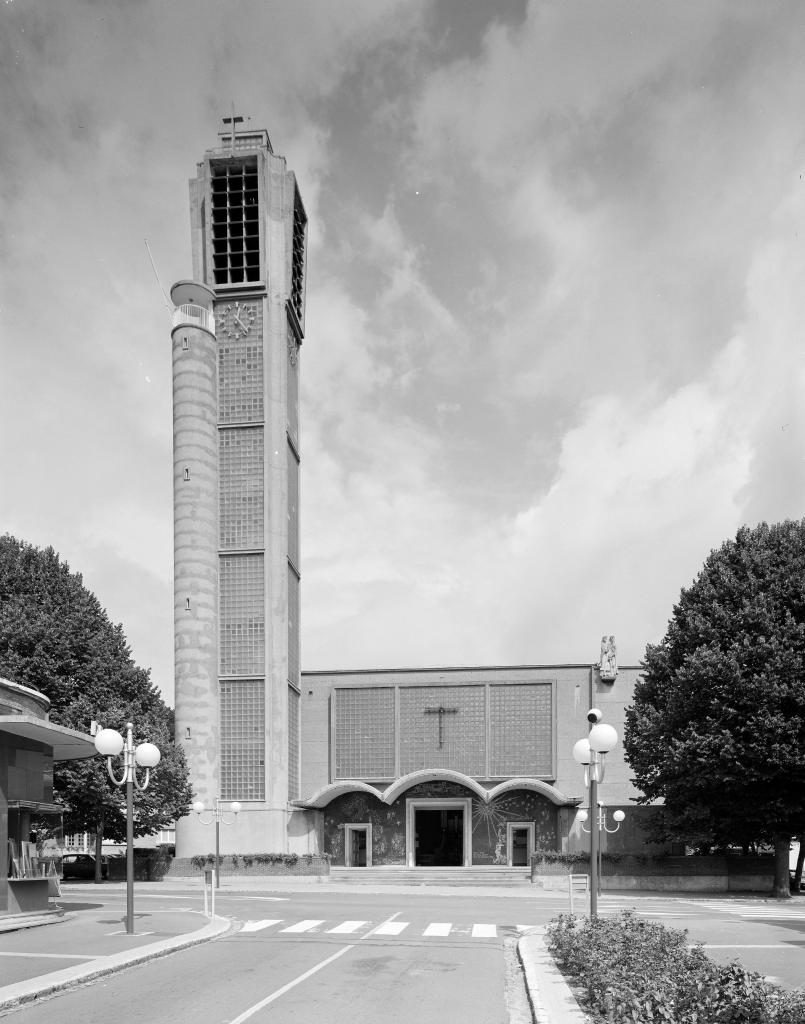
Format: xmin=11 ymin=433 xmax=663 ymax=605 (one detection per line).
xmin=2 ymin=0 xmax=804 ymax=704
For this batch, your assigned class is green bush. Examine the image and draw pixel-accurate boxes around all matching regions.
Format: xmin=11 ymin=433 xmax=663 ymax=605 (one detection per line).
xmin=545 ymin=911 xmax=805 ymax=1023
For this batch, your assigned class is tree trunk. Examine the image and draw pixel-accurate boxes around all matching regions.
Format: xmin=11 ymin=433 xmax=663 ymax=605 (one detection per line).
xmin=94 ymin=815 xmax=104 ymax=884
xmin=794 ymin=834 xmax=804 ymax=892
xmin=772 ymin=836 xmax=791 ymax=899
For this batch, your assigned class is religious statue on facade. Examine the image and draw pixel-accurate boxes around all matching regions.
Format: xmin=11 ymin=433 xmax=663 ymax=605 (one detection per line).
xmin=599 ymin=635 xmax=618 ymax=681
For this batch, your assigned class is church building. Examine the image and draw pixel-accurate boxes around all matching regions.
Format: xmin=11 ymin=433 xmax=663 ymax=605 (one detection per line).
xmin=171 ymin=123 xmax=649 ymax=867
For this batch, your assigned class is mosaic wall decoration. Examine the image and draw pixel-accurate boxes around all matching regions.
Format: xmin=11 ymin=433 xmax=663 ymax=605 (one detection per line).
xmin=322 ymin=782 xmax=558 ymax=867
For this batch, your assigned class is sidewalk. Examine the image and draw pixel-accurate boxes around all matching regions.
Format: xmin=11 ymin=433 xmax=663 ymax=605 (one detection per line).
xmin=0 ymin=877 xmax=587 ymax=1024
xmin=0 ymin=888 xmax=230 ymax=1014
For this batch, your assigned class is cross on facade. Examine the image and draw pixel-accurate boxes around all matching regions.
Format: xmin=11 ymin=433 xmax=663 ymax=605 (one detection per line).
xmin=424 ymin=705 xmax=458 ymax=748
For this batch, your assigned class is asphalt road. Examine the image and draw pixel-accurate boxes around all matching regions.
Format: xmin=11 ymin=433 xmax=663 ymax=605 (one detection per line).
xmin=2 ymin=886 xmax=803 ymax=1021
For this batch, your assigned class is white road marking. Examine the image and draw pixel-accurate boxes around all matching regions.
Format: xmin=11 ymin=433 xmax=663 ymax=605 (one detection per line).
xmin=423 ymin=922 xmax=451 ymax=937
xmin=373 ymin=921 xmax=409 ymax=936
xmin=240 ymin=919 xmax=282 ymax=932
xmin=280 ymin=919 xmax=324 ymax=933
xmin=471 ymin=924 xmax=497 ymax=938
xmin=326 ymin=920 xmax=368 ymax=934
xmin=228 ymin=944 xmax=355 ymax=1024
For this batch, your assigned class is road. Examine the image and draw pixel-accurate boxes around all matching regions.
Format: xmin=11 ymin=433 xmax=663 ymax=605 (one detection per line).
xmin=1 ymin=886 xmax=803 ymax=1021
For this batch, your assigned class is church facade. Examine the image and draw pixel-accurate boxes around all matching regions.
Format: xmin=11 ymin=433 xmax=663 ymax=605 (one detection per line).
xmin=296 ymin=661 xmax=651 ymax=867
xmin=171 ymin=124 xmax=651 ymax=865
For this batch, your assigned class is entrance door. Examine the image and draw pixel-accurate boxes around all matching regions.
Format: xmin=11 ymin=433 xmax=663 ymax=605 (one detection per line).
xmin=511 ymin=828 xmax=529 ymax=866
xmin=507 ymin=822 xmax=535 ymax=867
xmin=415 ymin=808 xmax=463 ymax=866
xmin=345 ymin=825 xmax=371 ymax=867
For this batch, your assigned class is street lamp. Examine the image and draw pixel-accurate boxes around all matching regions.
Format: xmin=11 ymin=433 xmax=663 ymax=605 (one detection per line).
xmin=572 ymin=709 xmax=619 ymax=918
xmin=94 ymin=722 xmax=161 ymax=935
xmin=577 ymin=803 xmax=626 ymax=898
xmin=192 ymin=798 xmax=241 ymax=888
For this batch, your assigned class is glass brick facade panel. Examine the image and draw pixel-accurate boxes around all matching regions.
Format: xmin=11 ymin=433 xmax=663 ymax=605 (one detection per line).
xmin=489 ymin=683 xmax=552 ymax=777
xmin=399 ymin=686 xmax=486 ymax=776
xmin=219 ymin=678 xmax=265 ymax=800
xmin=218 ymin=335 xmax=264 ymax=424
xmin=334 ymin=688 xmax=395 ymax=779
xmin=219 ymin=554 xmax=265 ymax=676
xmin=220 ymin=428 xmax=264 ymax=549
xmin=288 ymin=685 xmax=300 ymax=800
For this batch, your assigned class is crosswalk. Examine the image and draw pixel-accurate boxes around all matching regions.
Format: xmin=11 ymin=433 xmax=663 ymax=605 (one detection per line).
xmin=682 ymin=899 xmax=805 ymax=921
xmin=237 ymin=918 xmax=536 ymax=939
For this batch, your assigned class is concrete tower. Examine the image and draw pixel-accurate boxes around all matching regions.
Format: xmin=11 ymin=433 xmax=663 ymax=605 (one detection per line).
xmin=172 ymin=122 xmax=306 ymax=857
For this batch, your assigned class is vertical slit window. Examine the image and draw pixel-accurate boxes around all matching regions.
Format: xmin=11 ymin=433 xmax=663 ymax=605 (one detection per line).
xmin=291 ymin=190 xmax=306 ymax=320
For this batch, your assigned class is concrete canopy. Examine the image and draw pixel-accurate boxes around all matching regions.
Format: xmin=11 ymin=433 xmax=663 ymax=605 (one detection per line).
xmin=297 ymin=769 xmax=580 ymax=810
xmin=0 ymin=716 xmax=96 ymax=762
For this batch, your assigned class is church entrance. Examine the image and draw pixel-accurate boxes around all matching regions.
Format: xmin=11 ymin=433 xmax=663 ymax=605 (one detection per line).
xmin=414 ymin=808 xmax=463 ymax=866
xmin=406 ymin=797 xmax=472 ymax=867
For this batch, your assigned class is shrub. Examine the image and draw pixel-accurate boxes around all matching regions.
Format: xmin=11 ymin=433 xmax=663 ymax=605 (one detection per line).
xmin=545 ymin=911 xmax=805 ymax=1024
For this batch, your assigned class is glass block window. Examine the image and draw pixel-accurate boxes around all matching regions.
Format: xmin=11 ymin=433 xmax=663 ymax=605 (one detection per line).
xmin=334 ymin=688 xmax=395 ymax=779
xmin=291 ymin=189 xmax=306 ymax=321
xmin=211 ymin=160 xmax=260 ymax=285
xmin=218 ymin=336 xmax=263 ymax=424
xmin=288 ymin=685 xmax=300 ymax=800
xmin=399 ymin=686 xmax=486 ymax=776
xmin=220 ymin=678 xmax=265 ymax=800
xmin=489 ymin=684 xmax=553 ymax=777
xmin=287 ymin=326 xmax=300 ymax=449
xmin=219 ymin=554 xmax=265 ymax=676
xmin=220 ymin=428 xmax=264 ymax=550
xmin=288 ymin=565 xmax=300 ymax=686
xmin=287 ymin=443 xmax=299 ymax=568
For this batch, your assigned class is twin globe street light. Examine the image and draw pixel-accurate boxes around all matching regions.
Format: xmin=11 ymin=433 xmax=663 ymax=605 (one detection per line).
xmin=192 ymin=798 xmax=241 ymax=888
xmin=572 ymin=709 xmax=622 ymax=918
xmin=94 ymin=723 xmax=161 ymax=935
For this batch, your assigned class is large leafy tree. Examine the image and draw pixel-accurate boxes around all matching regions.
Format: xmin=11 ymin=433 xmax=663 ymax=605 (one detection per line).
xmin=624 ymin=520 xmax=805 ymax=898
xmin=0 ymin=535 xmax=192 ymax=878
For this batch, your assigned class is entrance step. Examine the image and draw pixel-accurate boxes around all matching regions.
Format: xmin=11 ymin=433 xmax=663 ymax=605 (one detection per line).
xmin=330 ymin=866 xmax=532 ymax=886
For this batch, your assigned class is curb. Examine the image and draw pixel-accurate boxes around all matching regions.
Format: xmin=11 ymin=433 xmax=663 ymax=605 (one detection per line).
xmin=0 ymin=915 xmax=233 ymax=1013
xmin=518 ymin=929 xmax=590 ymax=1024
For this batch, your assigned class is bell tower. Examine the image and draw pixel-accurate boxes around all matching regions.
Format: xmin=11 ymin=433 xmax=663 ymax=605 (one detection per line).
xmin=172 ymin=119 xmax=306 ymax=857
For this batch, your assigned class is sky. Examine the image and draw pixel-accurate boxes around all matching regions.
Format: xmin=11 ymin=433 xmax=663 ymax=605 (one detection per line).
xmin=2 ymin=0 xmax=804 ymax=705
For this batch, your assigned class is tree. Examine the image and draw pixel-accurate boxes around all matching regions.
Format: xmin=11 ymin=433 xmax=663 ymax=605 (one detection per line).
xmin=0 ymin=535 xmax=192 ymax=879
xmin=624 ymin=520 xmax=805 ymax=899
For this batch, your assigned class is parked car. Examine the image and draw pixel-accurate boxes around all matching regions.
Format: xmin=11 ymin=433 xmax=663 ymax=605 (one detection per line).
xmin=61 ymin=853 xmax=109 ymax=880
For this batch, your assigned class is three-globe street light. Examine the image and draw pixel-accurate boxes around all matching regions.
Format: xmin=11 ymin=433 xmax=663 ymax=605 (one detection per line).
xmin=192 ymin=798 xmax=241 ymax=888
xmin=572 ymin=709 xmax=619 ymax=918
xmin=94 ymin=723 xmax=161 ymax=935
xmin=577 ymin=803 xmax=626 ymax=898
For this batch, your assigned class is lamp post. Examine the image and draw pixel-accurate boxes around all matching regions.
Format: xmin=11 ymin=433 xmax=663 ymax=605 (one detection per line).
xmin=577 ymin=803 xmax=626 ymax=898
xmin=192 ymin=798 xmax=241 ymax=888
xmin=94 ymin=723 xmax=161 ymax=935
xmin=572 ymin=709 xmax=619 ymax=918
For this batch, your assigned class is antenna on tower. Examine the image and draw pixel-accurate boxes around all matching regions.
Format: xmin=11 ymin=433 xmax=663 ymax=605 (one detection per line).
xmin=144 ymin=238 xmax=173 ymax=318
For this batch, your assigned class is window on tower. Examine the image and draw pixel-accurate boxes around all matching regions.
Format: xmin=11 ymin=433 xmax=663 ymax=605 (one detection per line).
xmin=211 ymin=159 xmax=260 ymax=285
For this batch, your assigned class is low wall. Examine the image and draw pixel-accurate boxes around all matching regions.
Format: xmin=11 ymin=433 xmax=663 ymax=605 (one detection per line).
xmin=532 ymin=855 xmax=774 ymax=893
xmin=166 ymin=855 xmax=331 ymax=878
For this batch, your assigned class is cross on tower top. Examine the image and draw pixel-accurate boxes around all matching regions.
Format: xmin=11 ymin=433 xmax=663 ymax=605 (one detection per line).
xmin=221 ymin=107 xmax=246 ymax=154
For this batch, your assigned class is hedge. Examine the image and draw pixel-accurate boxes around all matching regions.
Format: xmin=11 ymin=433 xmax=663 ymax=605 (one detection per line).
xmin=546 ymin=910 xmax=805 ymax=1023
